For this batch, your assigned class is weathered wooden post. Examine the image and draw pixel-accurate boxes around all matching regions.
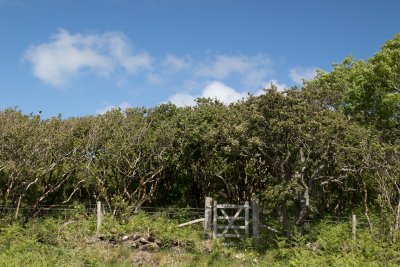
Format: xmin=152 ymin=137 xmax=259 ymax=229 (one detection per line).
xmin=204 ymin=197 xmax=213 ymax=240
xmin=245 ymin=201 xmax=250 ymax=237
xmin=252 ymin=197 xmax=260 ymax=249
xmin=14 ymin=196 xmax=22 ymax=220
xmin=96 ymin=201 xmax=102 ymax=235
xmin=352 ymin=214 xmax=357 ymax=241
xmin=213 ymin=200 xmax=218 ymax=238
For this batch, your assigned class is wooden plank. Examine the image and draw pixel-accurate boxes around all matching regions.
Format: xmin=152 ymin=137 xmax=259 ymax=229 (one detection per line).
xmin=217 ymin=225 xmax=246 ymax=229
xmin=220 ymin=208 xmax=241 ymax=236
xmin=179 ymin=218 xmax=205 ymax=228
xmin=216 ymin=204 xmax=250 ymax=209
xmin=204 ymin=197 xmax=212 ymax=239
xmin=217 ymin=216 xmax=245 ymax=220
xmin=217 ymin=234 xmax=243 ymax=238
xmin=221 ymin=208 xmax=243 ymax=235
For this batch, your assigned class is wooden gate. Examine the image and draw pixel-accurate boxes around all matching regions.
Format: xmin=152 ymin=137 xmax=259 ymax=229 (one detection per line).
xmin=203 ymin=197 xmax=260 ymax=248
xmin=213 ymin=201 xmax=250 ymax=239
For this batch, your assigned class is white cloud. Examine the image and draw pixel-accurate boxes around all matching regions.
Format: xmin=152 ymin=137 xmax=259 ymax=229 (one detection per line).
xmin=289 ymin=67 xmax=317 ymax=84
xmin=23 ymin=29 xmax=152 ymax=87
xmin=168 ymin=81 xmax=247 ymax=107
xmin=202 ymin=81 xmax=247 ymax=104
xmin=196 ymin=54 xmax=273 ymax=88
xmin=106 ymin=33 xmax=152 ymax=74
xmin=168 ymin=93 xmax=196 ymax=107
xmin=145 ymin=54 xmax=190 ymax=85
xmin=96 ymin=101 xmax=131 ymax=115
xmin=163 ymin=54 xmax=190 ymax=72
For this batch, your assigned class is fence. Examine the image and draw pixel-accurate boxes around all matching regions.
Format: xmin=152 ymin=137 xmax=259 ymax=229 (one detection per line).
xmin=0 ymin=202 xmax=388 ymax=245
xmin=0 ymin=203 xmax=206 ymax=224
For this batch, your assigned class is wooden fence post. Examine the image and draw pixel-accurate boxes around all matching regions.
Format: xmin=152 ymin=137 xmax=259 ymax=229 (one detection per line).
xmin=352 ymin=214 xmax=357 ymax=241
xmin=252 ymin=197 xmax=260 ymax=249
xmin=213 ymin=200 xmax=218 ymax=238
xmin=96 ymin=201 xmax=102 ymax=235
xmin=245 ymin=201 xmax=250 ymax=237
xmin=204 ymin=197 xmax=213 ymax=240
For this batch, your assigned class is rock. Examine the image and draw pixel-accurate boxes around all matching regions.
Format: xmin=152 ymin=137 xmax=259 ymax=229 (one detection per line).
xmin=121 ymin=239 xmax=140 ymax=249
xmin=109 ymin=239 xmax=118 ymax=246
xmin=96 ymin=232 xmax=163 ymax=253
xmin=139 ymin=237 xmax=150 ymax=244
xmin=129 ymin=233 xmax=143 ymax=241
xmin=139 ymin=243 xmax=160 ymax=252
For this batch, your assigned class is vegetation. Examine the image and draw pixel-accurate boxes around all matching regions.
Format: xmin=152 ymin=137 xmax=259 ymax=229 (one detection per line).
xmin=0 ymin=34 xmax=399 ymax=265
xmin=1 ymin=213 xmax=400 ymax=266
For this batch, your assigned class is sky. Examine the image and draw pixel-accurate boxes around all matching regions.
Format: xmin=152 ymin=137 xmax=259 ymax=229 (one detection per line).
xmin=0 ymin=0 xmax=399 ymax=118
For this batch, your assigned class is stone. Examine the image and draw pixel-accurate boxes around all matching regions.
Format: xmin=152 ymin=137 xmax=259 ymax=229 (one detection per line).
xmin=139 ymin=237 xmax=150 ymax=244
xmin=139 ymin=243 xmax=160 ymax=252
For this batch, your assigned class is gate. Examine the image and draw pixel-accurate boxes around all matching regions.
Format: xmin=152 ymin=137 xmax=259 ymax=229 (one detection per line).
xmin=203 ymin=197 xmax=260 ymax=248
xmin=213 ymin=201 xmax=250 ymax=239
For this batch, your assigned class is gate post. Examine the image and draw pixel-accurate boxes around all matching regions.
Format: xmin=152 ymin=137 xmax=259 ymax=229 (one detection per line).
xmin=96 ymin=201 xmax=102 ymax=235
xmin=204 ymin=197 xmax=213 ymax=240
xmin=245 ymin=201 xmax=250 ymax=237
xmin=252 ymin=197 xmax=260 ymax=249
xmin=352 ymin=214 xmax=357 ymax=241
xmin=213 ymin=200 xmax=218 ymax=238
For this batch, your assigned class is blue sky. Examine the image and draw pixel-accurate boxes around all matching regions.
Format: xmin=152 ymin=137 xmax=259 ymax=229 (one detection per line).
xmin=1 ymin=0 xmax=399 ymax=118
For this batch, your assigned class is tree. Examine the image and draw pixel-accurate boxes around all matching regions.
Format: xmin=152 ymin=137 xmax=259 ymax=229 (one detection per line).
xmin=305 ymin=33 xmax=400 ymax=142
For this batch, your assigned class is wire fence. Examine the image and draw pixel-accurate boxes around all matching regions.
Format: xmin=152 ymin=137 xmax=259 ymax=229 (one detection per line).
xmin=0 ymin=204 xmax=392 ymax=241
xmin=0 ymin=204 xmax=206 ymax=224
xmin=0 ymin=204 xmax=379 ymax=225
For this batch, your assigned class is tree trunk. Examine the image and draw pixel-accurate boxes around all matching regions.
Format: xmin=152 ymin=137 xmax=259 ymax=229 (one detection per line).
xmin=279 ymin=202 xmax=291 ymax=237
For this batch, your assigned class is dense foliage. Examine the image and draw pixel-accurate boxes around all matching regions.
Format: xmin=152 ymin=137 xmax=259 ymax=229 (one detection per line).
xmin=1 ymin=34 xmax=399 ymax=239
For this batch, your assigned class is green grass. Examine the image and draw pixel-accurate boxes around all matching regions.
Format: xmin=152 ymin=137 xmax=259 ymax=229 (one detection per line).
xmin=1 ymin=214 xmax=400 ymax=266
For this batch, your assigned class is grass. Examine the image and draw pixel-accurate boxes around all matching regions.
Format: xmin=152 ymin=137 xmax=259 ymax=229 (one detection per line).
xmin=1 ymin=213 xmax=400 ymax=266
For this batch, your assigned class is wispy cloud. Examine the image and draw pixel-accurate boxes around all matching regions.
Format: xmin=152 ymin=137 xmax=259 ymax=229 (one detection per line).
xmin=168 ymin=93 xmax=196 ymax=107
xmin=289 ymin=66 xmax=317 ymax=84
xmin=23 ymin=29 xmax=152 ymax=87
xmin=96 ymin=101 xmax=131 ymax=114
xmin=146 ymin=54 xmax=191 ymax=85
xmin=23 ymin=29 xmax=284 ymax=111
xmin=168 ymin=81 xmax=247 ymax=107
xmin=163 ymin=54 xmax=190 ymax=72
xmin=196 ymin=54 xmax=273 ymax=88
